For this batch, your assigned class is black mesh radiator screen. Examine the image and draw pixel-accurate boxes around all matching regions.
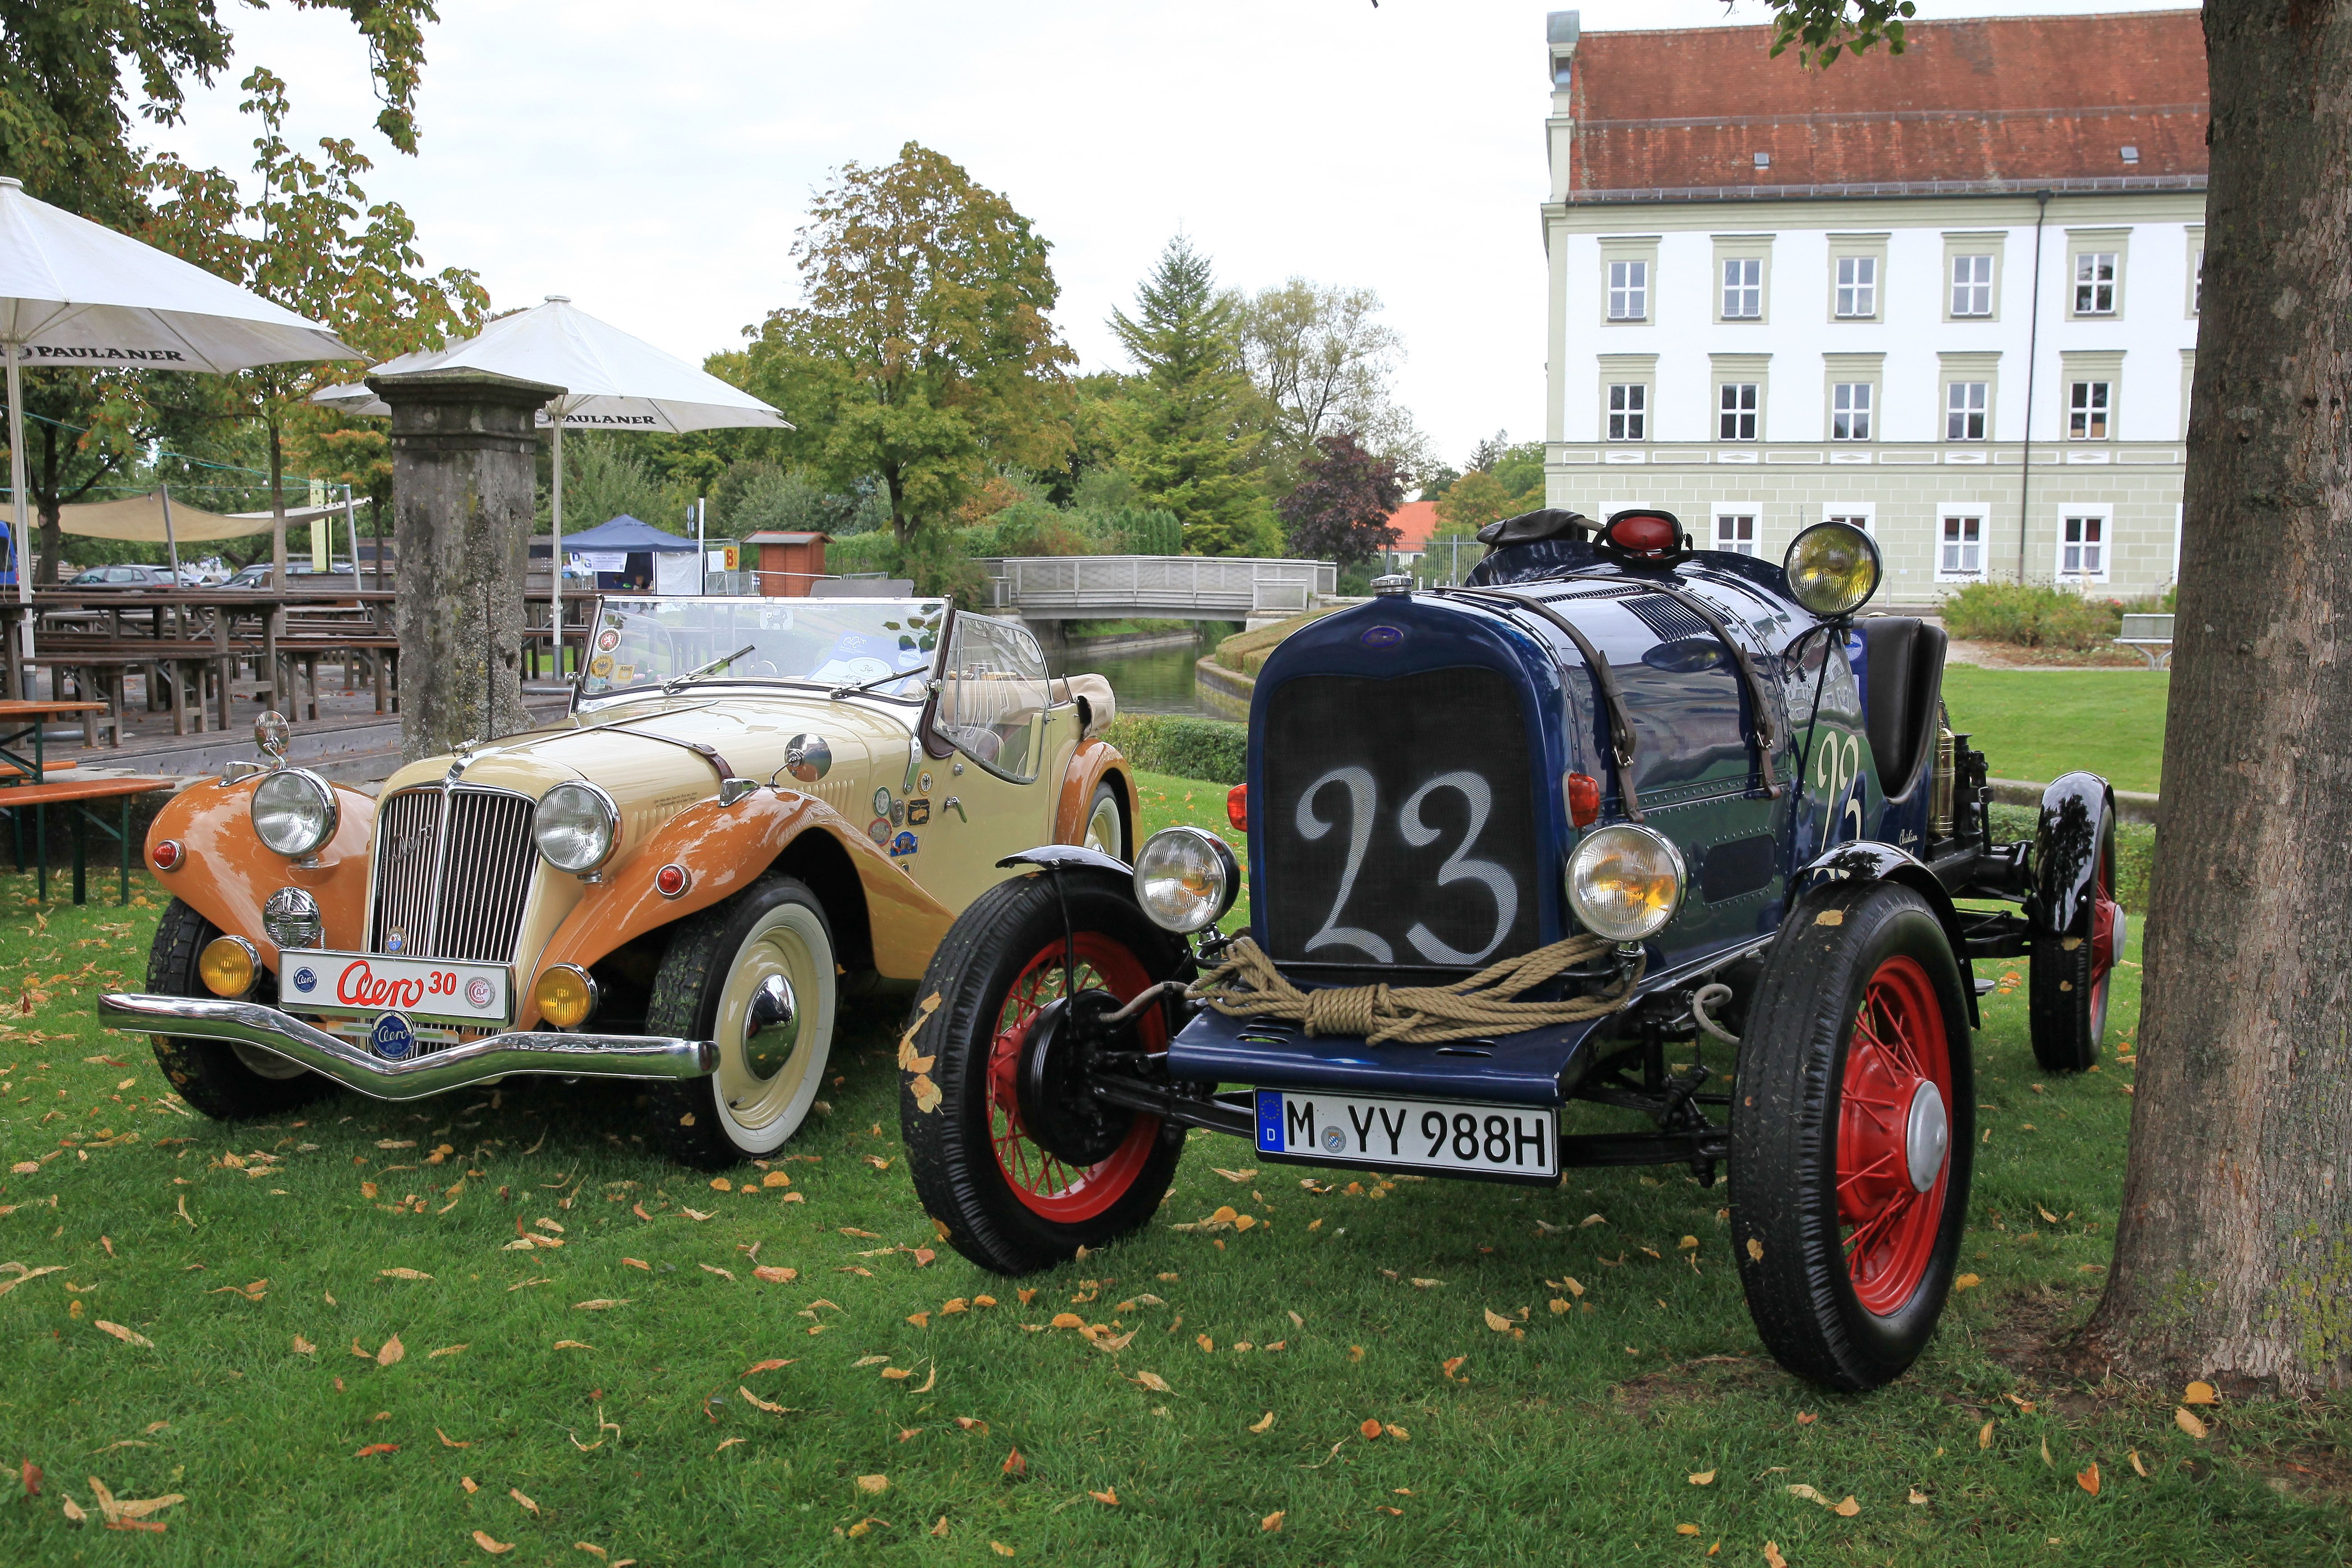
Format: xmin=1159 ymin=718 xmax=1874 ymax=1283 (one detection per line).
xmin=1262 ymin=668 xmax=1540 ymax=973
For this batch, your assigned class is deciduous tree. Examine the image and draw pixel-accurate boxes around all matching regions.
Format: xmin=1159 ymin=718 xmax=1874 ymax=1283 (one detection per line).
xmin=740 ymin=142 xmax=1074 ymax=589
xmin=1770 ymin=0 xmax=2352 ymax=1394
xmin=1276 ymin=432 xmax=1402 ymax=567
xmin=1240 ymin=279 xmax=1427 ymax=487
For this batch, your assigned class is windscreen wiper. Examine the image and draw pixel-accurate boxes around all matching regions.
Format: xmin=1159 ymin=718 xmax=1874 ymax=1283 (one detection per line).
xmin=830 ymin=667 xmax=930 ymax=700
xmin=664 ymin=643 xmax=758 ymax=694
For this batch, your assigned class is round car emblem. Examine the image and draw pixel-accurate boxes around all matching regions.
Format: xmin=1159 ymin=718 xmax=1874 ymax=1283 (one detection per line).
xmin=1321 ymin=1126 xmax=1347 ymax=1154
xmin=867 ymin=816 xmax=891 ymax=844
xmin=1361 ymin=625 xmax=1403 ymax=649
xmin=589 ymin=655 xmax=614 ymax=678
xmin=918 ymin=772 xmax=933 ymax=794
xmin=464 ymin=976 xmax=494 ymax=1009
xmin=384 ymin=932 xmax=405 ymax=954
xmin=872 ymin=786 xmax=893 ymax=817
xmin=369 ymin=1012 xmax=416 ymax=1061
xmin=291 ymin=966 xmax=318 ymax=994
xmin=596 ymin=629 xmax=620 ymax=652
xmin=783 ymin=734 xmax=831 ymax=783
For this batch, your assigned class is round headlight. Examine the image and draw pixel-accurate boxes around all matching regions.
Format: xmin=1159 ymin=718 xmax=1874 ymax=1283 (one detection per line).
xmin=1782 ymin=521 xmax=1883 ymax=619
xmin=535 ymin=782 xmax=620 ymax=874
xmin=250 ymin=769 xmax=338 ymax=857
xmin=534 ymin=964 xmax=599 ymax=1030
xmin=1133 ymin=826 xmax=1240 ymax=934
xmin=1566 ymin=824 xmax=1687 ymax=944
xmin=199 ymin=934 xmax=259 ymax=997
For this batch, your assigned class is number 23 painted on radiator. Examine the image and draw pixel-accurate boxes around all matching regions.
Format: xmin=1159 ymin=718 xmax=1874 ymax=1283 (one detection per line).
xmin=1296 ymin=767 xmax=1518 ymax=965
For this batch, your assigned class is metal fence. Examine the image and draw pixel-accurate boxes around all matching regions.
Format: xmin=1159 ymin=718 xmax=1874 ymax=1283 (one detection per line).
xmin=980 ymin=556 xmax=1338 ymax=618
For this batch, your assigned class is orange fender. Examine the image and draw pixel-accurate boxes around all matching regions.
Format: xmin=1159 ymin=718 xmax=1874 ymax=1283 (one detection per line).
xmin=524 ymin=787 xmax=955 ymax=1027
xmin=145 ymin=775 xmax=377 ymax=971
xmin=1053 ymin=739 xmax=1133 ymax=848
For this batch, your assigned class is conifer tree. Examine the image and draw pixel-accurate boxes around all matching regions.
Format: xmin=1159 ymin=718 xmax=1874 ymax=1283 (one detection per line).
xmin=1108 ymin=236 xmax=1278 ymax=557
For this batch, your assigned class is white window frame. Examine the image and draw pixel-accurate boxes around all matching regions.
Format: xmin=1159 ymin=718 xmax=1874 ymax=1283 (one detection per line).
xmin=2068 ymin=380 xmax=2113 ymax=441
xmin=1829 ymin=381 xmax=1874 ymax=442
xmin=1946 ymin=380 xmax=1989 ymax=442
xmin=1821 ymin=502 xmax=1876 ymax=536
xmin=1950 ymin=253 xmax=1995 ymax=317
xmin=2073 ymin=251 xmax=2119 ymax=316
xmin=1605 ymin=382 xmax=1648 ymax=442
xmin=2057 ymin=507 xmax=2113 ymax=586
xmin=1718 ymin=382 xmax=1760 ymax=441
xmin=1937 ymin=507 xmax=1988 ymax=582
xmin=1712 ymin=506 xmax=1760 ymax=557
xmin=1607 ymin=258 xmax=1648 ymax=322
xmin=1721 ymin=256 xmax=1763 ymax=321
xmin=1834 ymin=255 xmax=1878 ymax=319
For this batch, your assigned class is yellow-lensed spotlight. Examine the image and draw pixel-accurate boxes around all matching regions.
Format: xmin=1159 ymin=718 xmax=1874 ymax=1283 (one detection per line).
xmin=534 ymin=964 xmax=598 ymax=1030
xmin=199 ymin=935 xmax=259 ymax=997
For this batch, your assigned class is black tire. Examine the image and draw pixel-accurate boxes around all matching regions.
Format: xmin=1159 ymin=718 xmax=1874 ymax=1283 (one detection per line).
xmin=145 ymin=898 xmax=333 ymax=1120
xmin=645 ymin=875 xmax=837 ymax=1169
xmin=1080 ymin=780 xmax=1126 ymax=862
xmin=2029 ymin=795 xmax=2119 ymax=1074
xmin=1730 ymin=880 xmax=1975 ymax=1392
xmin=900 ymin=870 xmax=1188 ymax=1275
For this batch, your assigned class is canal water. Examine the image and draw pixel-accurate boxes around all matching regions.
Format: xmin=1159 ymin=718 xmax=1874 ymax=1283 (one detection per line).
xmin=1049 ymin=625 xmax=1232 ymax=718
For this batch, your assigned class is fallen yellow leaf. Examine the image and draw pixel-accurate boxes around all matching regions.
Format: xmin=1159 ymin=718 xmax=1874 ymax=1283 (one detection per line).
xmin=1261 ymin=1510 xmax=1284 ymax=1533
xmin=291 ymin=1334 xmax=316 ymax=1355
xmin=1907 ymin=1486 xmax=1929 ymax=1505
xmin=2076 ymin=1462 xmax=2101 ymax=1496
xmin=1787 ymin=1484 xmax=1825 ymax=1504
xmin=96 ymin=1321 xmax=153 ymax=1347
xmin=429 ymin=1344 xmax=469 ymax=1360
xmin=1979 ymin=1419 xmax=1995 ymax=1449
xmin=1763 ymin=1543 xmax=1787 ymax=1568
xmin=472 ymin=1530 xmax=513 ymax=1554
xmin=1483 ymin=1308 xmax=1512 ymax=1332
xmin=2183 ymin=1380 xmax=2219 ymax=1406
xmin=1746 ymin=1237 xmax=1763 ymax=1262
xmin=856 ymin=1474 xmax=887 ymax=1495
xmin=2129 ymin=1450 xmax=2148 ymax=1477
xmin=1689 ymin=1470 xmax=1716 ymax=1486
xmin=1090 ymin=1486 xmax=1119 ymax=1506
xmin=377 ymin=1335 xmax=404 ymax=1367
xmin=1676 ymin=1523 xmax=1699 ymax=1536
xmin=1832 ymin=1495 xmax=1860 ymax=1517
xmin=1249 ymin=1412 xmax=1275 ymax=1434
xmin=740 ymin=1386 xmax=788 ymax=1415
xmin=511 ymin=1487 xmax=540 ymax=1515
xmin=380 ymin=1268 xmax=432 ymax=1281
xmin=990 ymin=1543 xmax=1013 ymax=1557
xmin=1953 ymin=1273 xmax=1981 ymax=1291
xmin=1134 ymin=1371 xmax=1171 ymax=1394
xmin=2175 ymin=1407 xmax=2209 ymax=1439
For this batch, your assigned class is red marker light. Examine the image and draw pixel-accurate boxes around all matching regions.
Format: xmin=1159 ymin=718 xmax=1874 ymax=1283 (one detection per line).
xmin=1607 ymin=512 xmax=1680 ymax=557
xmin=152 ymin=838 xmax=184 ymax=871
xmin=655 ymin=863 xmax=691 ymax=898
xmin=1226 ymin=784 xmax=1249 ymax=831
xmin=1566 ymin=773 xmax=1602 ymax=828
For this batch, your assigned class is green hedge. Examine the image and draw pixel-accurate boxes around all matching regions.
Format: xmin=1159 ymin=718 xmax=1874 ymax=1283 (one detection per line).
xmin=1941 ymin=582 xmax=2133 ymax=651
xmin=1102 ymin=713 xmax=1247 ymax=786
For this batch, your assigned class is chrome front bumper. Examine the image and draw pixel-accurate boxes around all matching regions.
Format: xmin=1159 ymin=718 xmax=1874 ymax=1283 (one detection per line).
xmin=99 ymin=992 xmax=720 ymax=1103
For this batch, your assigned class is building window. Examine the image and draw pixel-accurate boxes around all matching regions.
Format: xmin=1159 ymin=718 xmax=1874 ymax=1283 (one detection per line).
xmin=1606 ymin=384 xmax=1647 ymax=441
xmin=1824 ymin=509 xmax=1874 ymax=535
xmin=1830 ymin=382 xmax=1873 ymax=441
xmin=2192 ymin=249 xmax=2204 ymax=315
xmin=1608 ymin=260 xmax=1648 ymax=321
xmin=1718 ymin=383 xmax=1759 ymax=441
xmin=1946 ymin=381 xmax=1989 ymax=441
xmin=2068 ymin=381 xmax=2111 ymax=440
xmin=1951 ymin=254 xmax=1994 ymax=317
xmin=1721 ymin=257 xmax=1762 ymax=320
xmin=1714 ymin=512 xmax=1758 ymax=556
xmin=1834 ymin=256 xmax=1877 ymax=318
xmin=2060 ymin=513 xmax=2108 ymax=583
xmin=2074 ymin=252 xmax=2118 ymax=315
xmin=1939 ymin=513 xmax=1984 ymax=580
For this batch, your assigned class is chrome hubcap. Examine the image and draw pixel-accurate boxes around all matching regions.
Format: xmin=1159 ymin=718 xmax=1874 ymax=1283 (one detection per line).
xmin=744 ymin=972 xmax=797 ymax=1053
xmin=1904 ymin=1079 xmax=1949 ymax=1192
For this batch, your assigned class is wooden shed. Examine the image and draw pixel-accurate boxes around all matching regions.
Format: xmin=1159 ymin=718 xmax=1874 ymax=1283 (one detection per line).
xmin=742 ymin=531 xmax=830 ymax=597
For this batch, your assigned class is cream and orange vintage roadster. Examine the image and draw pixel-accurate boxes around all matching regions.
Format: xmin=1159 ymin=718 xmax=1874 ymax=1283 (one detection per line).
xmin=99 ymin=596 xmax=1132 ymax=1167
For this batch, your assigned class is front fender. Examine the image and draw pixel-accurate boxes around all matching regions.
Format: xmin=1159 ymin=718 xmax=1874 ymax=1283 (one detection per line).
xmin=525 ymin=786 xmax=955 ymax=1026
xmin=145 ymin=775 xmax=377 ymax=969
xmin=1791 ymin=839 xmax=1979 ymax=1029
xmin=1053 ymin=739 xmax=1132 ymax=850
xmin=2033 ymin=771 xmax=2114 ymax=934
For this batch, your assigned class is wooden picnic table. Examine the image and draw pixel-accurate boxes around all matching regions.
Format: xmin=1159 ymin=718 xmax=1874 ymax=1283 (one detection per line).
xmin=0 ymin=698 xmax=107 ymax=782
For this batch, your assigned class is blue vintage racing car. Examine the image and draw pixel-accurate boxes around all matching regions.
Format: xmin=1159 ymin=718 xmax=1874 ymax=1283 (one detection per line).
xmin=898 ymin=510 xmax=2123 ymax=1391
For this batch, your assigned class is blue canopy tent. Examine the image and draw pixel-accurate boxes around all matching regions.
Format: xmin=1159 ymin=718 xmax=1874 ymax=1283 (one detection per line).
xmin=539 ymin=514 xmax=697 ymax=594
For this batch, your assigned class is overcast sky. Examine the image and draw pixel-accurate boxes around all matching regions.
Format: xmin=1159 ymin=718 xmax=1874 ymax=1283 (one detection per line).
xmin=144 ymin=0 xmax=2194 ymax=471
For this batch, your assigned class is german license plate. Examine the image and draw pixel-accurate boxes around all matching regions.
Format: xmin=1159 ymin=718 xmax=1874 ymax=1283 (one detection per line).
xmin=1253 ymin=1089 xmax=1557 ymax=1178
xmin=282 ymin=950 xmax=512 ymax=1027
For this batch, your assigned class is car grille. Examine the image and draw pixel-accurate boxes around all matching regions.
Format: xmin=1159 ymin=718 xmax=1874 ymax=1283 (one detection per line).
xmin=369 ymin=786 xmax=538 ymax=963
xmin=1260 ymin=667 xmax=1539 ymax=974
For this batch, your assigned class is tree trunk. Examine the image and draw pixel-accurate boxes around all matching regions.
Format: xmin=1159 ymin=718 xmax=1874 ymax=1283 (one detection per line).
xmin=2083 ymin=0 xmax=2352 ymax=1395
xmin=268 ymin=417 xmax=289 ymax=581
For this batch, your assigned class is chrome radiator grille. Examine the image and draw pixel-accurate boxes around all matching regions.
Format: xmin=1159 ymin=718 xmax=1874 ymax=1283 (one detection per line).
xmin=369 ymin=786 xmax=538 ymax=962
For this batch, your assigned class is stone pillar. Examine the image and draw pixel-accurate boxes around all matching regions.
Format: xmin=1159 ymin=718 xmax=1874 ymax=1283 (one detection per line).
xmin=368 ymin=367 xmax=564 ymax=764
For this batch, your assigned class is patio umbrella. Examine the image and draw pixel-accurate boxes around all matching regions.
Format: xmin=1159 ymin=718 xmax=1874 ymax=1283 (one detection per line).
xmin=313 ymin=295 xmax=786 ymax=653
xmin=0 ymin=177 xmax=360 ymax=625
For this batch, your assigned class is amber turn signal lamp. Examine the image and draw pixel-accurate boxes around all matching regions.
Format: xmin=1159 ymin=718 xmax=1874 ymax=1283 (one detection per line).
xmin=535 ymin=964 xmax=598 ymax=1030
xmin=1226 ymin=784 xmax=1249 ymax=831
xmin=199 ymin=935 xmax=258 ymax=997
xmin=655 ymin=863 xmax=691 ymax=899
xmin=152 ymin=838 xmax=184 ymax=871
xmin=1566 ymin=773 xmax=1602 ymax=828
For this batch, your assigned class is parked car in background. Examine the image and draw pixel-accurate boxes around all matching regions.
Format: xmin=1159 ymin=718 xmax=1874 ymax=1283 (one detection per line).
xmin=222 ymin=562 xmax=360 ymax=589
xmin=67 ymin=563 xmax=179 ymax=588
xmin=104 ymin=595 xmax=1134 ymax=1171
xmin=899 ymin=510 xmax=2123 ymax=1395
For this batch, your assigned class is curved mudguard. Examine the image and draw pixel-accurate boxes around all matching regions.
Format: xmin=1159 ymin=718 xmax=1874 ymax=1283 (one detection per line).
xmin=2032 ymin=772 xmax=2116 ymax=935
xmin=998 ymin=844 xmax=1134 ymax=879
xmin=1791 ymin=839 xmax=1980 ymax=1029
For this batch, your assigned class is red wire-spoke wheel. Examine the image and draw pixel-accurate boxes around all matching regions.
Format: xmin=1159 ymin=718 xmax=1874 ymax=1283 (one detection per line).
xmin=986 ymin=936 xmax=1167 ymax=1223
xmin=1836 ymin=955 xmax=1955 ymax=1316
xmin=900 ymin=868 xmax=1190 ymax=1276
xmin=2030 ymin=778 xmax=2121 ymax=1074
xmin=1731 ymin=882 xmax=1975 ymax=1392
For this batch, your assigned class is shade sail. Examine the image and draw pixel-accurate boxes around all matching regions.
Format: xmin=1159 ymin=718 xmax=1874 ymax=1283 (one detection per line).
xmin=558 ymin=515 xmax=699 ymax=553
xmin=46 ymin=490 xmax=357 ymax=543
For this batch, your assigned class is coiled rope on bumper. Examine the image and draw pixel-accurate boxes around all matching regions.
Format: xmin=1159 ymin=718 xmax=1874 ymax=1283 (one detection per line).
xmin=1188 ymin=934 xmax=1646 ymax=1046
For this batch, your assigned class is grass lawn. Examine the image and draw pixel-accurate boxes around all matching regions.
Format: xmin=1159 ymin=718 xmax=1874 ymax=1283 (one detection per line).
xmin=1941 ymin=667 xmax=2169 ymax=795
xmin=4 ymin=783 xmax=2345 ymax=1563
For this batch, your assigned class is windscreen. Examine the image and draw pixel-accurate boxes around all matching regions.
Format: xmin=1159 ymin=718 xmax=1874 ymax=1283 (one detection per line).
xmin=578 ymin=597 xmax=947 ymax=699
